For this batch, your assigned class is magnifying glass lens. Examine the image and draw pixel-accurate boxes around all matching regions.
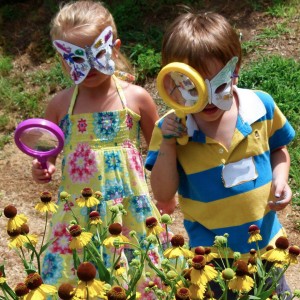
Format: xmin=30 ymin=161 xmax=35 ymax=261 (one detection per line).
xmin=19 ymin=128 xmax=60 ymax=152
xmin=167 ymin=71 xmax=199 ymax=106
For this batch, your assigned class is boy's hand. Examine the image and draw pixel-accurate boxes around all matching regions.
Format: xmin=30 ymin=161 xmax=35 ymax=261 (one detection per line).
xmin=161 ymin=113 xmax=187 ymax=143
xmin=32 ymin=159 xmax=56 ymax=183
xmin=268 ymin=180 xmax=292 ymax=211
xmin=156 ymin=197 xmax=177 ymax=215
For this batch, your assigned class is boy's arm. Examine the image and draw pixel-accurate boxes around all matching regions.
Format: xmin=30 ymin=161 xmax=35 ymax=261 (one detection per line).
xmin=269 ymin=146 xmax=292 ymax=211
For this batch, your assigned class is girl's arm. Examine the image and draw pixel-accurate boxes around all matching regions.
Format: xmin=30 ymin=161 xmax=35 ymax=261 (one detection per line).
xmin=31 ymin=90 xmax=69 ymax=183
xmin=269 ymin=146 xmax=292 ymax=211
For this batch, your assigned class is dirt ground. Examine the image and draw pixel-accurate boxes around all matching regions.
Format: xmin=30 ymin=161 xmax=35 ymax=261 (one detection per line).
xmin=0 ymin=0 xmax=300 ymax=296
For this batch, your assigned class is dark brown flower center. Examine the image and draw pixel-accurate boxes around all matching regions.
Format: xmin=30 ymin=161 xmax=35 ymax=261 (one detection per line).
xmin=69 ymin=224 xmax=82 ymax=237
xmin=275 ymin=236 xmax=289 ymax=250
xmin=4 ymin=205 xmax=17 ymax=218
xmin=58 ymin=283 xmax=74 ymax=300
xmin=81 ymin=187 xmax=93 ymax=198
xmin=25 ymin=273 xmax=43 ymax=290
xmin=77 ymin=262 xmax=96 ymax=281
xmin=234 ymin=260 xmax=249 ymax=276
xmin=40 ymin=191 xmax=52 ymax=203
xmin=194 ymin=246 xmax=205 ymax=255
xmin=107 ymin=286 xmax=127 ymax=300
xmin=248 ymin=224 xmax=260 ymax=233
xmin=192 ymin=255 xmax=206 ymax=270
xmin=108 ymin=223 xmax=122 ymax=235
xmin=15 ymin=283 xmax=30 ymax=296
xmin=171 ymin=234 xmax=185 ymax=247
xmin=175 ymin=287 xmax=191 ymax=299
xmin=289 ymin=246 xmax=300 ymax=256
xmin=145 ymin=216 xmax=158 ymax=228
xmin=89 ymin=211 xmax=100 ymax=219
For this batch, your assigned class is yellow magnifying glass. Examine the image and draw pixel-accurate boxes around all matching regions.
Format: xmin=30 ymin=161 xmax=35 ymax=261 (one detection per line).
xmin=156 ymin=62 xmax=208 ymax=145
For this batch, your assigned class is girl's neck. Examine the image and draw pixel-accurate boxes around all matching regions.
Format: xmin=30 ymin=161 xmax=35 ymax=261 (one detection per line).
xmin=72 ymin=75 xmax=123 ymax=114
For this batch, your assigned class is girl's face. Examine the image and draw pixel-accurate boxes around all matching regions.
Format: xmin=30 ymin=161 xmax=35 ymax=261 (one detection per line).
xmin=53 ymin=26 xmax=116 ymax=85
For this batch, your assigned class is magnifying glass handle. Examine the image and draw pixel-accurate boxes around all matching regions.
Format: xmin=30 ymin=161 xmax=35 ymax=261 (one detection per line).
xmin=38 ymin=157 xmax=48 ymax=170
xmin=175 ymin=110 xmax=189 ymax=145
xmin=176 ymin=117 xmax=189 ymax=145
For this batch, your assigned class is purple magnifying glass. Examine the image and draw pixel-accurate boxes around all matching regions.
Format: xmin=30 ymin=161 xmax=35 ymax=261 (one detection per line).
xmin=14 ymin=118 xmax=64 ymax=170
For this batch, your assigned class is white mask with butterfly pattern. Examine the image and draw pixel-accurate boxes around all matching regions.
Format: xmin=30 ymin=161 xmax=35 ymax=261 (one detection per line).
xmin=53 ymin=26 xmax=115 ymax=84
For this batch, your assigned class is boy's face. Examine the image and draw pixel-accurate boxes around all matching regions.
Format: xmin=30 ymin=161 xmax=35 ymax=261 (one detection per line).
xmin=193 ymin=58 xmax=238 ymax=122
xmin=203 ymin=56 xmax=238 ymax=111
xmin=53 ymin=26 xmax=115 ymax=84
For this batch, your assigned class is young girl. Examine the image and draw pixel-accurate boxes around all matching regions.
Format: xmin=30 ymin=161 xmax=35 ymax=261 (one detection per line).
xmin=32 ymin=1 xmax=162 ymax=296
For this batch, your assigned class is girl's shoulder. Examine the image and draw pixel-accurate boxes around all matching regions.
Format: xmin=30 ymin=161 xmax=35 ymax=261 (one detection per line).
xmin=45 ymin=86 xmax=75 ymax=123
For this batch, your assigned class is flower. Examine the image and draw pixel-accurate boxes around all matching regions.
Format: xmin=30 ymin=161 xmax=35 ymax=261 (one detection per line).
xmin=194 ymin=246 xmax=218 ymax=263
xmin=7 ymin=224 xmax=38 ymax=248
xmin=145 ymin=216 xmax=165 ymax=236
xmin=114 ymin=262 xmax=127 ymax=277
xmin=0 ymin=271 xmax=6 ymax=284
xmin=74 ymin=262 xmax=107 ymax=299
xmin=23 ymin=272 xmax=57 ymax=299
xmin=89 ymin=210 xmax=103 ymax=226
xmin=189 ymin=283 xmax=207 ymax=300
xmin=68 ymin=224 xmax=93 ymax=250
xmin=228 ymin=260 xmax=254 ymax=293
xmin=248 ymin=224 xmax=262 ymax=243
xmin=286 ymin=245 xmax=300 ymax=265
xmin=58 ymin=283 xmax=75 ymax=300
xmin=190 ymin=255 xmax=218 ymax=286
xmin=175 ymin=287 xmax=191 ymax=299
xmin=261 ymin=236 xmax=289 ymax=263
xmin=103 ymin=223 xmax=129 ymax=248
xmin=35 ymin=191 xmax=58 ymax=213
xmin=14 ymin=282 xmax=29 ymax=297
xmin=76 ymin=187 xmax=100 ymax=207
xmin=163 ymin=234 xmax=194 ymax=259
xmin=107 ymin=285 xmax=127 ymax=300
xmin=4 ymin=204 xmax=27 ymax=231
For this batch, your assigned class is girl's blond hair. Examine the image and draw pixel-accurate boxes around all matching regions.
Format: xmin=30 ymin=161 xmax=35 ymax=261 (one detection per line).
xmin=162 ymin=10 xmax=242 ymax=76
xmin=50 ymin=0 xmax=131 ymax=72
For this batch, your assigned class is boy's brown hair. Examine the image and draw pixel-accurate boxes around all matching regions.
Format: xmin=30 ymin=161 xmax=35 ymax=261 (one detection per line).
xmin=162 ymin=10 xmax=242 ymax=76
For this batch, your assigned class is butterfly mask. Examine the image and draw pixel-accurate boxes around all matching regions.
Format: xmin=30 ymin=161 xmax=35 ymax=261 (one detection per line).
xmin=53 ymin=26 xmax=115 ymax=84
xmin=205 ymin=56 xmax=238 ymax=111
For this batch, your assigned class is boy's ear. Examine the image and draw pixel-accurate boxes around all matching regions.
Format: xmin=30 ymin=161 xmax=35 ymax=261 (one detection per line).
xmin=233 ymin=65 xmax=240 ymax=85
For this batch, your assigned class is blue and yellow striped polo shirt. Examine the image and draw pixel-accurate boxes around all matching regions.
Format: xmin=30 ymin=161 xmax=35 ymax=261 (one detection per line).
xmin=145 ymin=87 xmax=295 ymax=256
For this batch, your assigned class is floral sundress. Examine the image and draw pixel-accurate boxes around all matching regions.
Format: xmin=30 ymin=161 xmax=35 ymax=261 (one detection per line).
xmin=41 ymin=76 xmax=163 ymax=298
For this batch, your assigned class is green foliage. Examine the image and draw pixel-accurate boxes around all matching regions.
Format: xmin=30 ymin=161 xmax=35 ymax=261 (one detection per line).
xmin=239 ymin=55 xmax=300 ymax=204
xmin=129 ymin=44 xmax=161 ymax=82
xmin=0 ymin=4 xmax=23 ymax=22
xmin=0 ymin=55 xmax=13 ymax=76
xmin=267 ymin=0 xmax=298 ymax=17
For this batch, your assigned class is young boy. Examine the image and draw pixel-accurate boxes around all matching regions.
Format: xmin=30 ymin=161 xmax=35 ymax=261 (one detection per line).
xmin=145 ymin=10 xmax=295 ymax=296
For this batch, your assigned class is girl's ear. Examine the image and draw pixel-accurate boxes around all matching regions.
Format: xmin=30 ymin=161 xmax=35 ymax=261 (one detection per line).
xmin=114 ymin=39 xmax=121 ymax=51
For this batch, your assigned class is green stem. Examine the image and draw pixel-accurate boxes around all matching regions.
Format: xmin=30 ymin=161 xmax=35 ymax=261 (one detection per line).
xmin=40 ymin=211 xmax=48 ymax=251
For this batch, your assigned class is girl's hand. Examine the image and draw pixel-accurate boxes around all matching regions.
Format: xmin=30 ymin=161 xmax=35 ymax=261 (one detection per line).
xmin=32 ymin=159 xmax=56 ymax=183
xmin=161 ymin=113 xmax=187 ymax=144
xmin=268 ymin=180 xmax=292 ymax=211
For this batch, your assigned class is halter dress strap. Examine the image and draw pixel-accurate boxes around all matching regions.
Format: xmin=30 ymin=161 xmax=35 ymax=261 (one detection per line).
xmin=112 ymin=74 xmax=127 ymax=108
xmin=68 ymin=85 xmax=79 ymax=115
xmin=68 ymin=76 xmax=127 ymax=115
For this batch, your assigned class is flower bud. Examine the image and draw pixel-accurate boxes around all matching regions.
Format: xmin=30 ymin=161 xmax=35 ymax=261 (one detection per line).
xmin=222 ymin=268 xmax=235 ymax=280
